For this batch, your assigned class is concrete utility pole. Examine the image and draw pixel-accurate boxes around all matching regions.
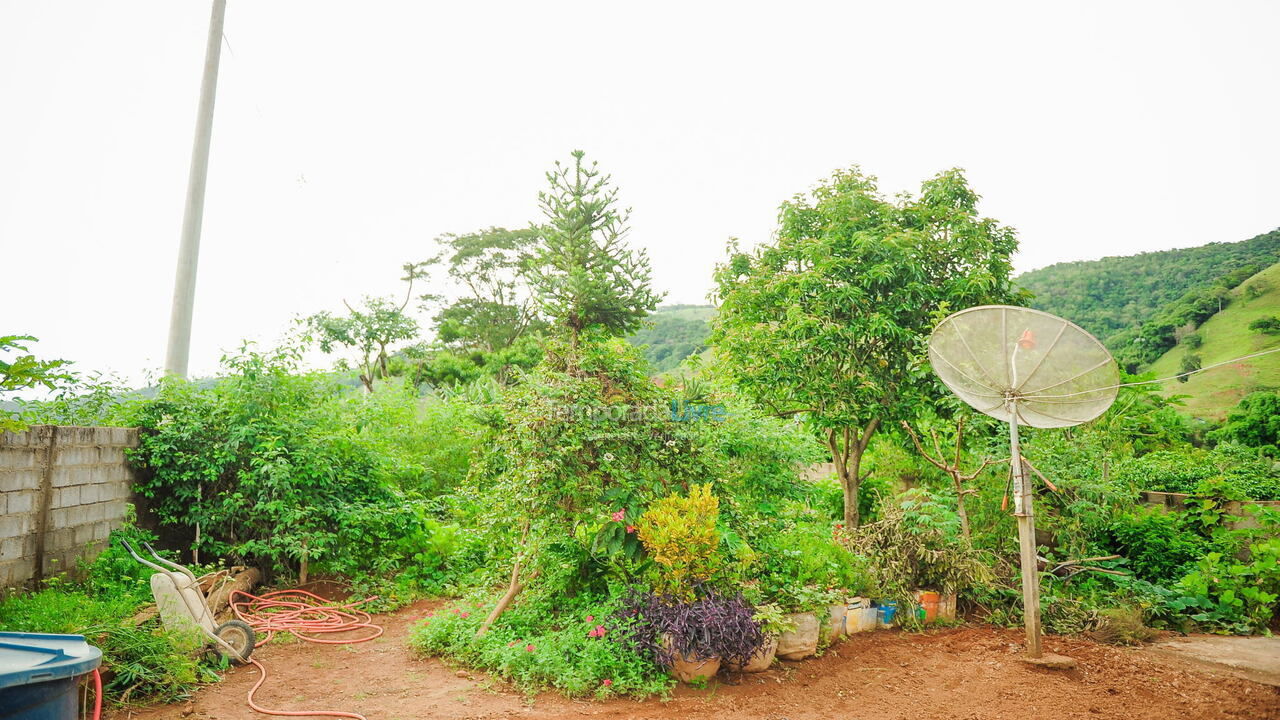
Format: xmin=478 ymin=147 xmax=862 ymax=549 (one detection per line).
xmin=164 ymin=0 xmax=227 ymax=378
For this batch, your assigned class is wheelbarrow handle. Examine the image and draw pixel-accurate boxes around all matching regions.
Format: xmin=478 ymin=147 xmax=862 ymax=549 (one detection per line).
xmin=142 ymin=541 xmax=198 ymax=582
xmin=120 ymin=539 xmax=167 ymax=573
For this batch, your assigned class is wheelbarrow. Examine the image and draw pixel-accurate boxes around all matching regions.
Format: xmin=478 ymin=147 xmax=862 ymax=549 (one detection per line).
xmin=121 ymin=540 xmax=255 ymax=664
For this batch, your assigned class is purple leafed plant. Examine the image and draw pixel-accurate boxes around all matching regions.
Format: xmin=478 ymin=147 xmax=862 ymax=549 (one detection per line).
xmin=613 ymin=587 xmax=765 ymax=667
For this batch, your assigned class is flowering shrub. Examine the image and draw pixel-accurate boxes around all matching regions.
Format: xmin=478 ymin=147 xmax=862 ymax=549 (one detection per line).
xmin=410 ymin=594 xmax=672 ymax=698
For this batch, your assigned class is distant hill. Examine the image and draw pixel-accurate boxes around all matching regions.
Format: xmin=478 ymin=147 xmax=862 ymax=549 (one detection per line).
xmin=1018 ymin=230 xmax=1280 ymax=357
xmin=629 ymin=305 xmax=716 ymax=373
xmin=1148 ymin=262 xmax=1280 ymax=420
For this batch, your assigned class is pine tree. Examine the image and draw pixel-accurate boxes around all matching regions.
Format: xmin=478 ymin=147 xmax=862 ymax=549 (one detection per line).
xmin=528 ymin=150 xmax=662 ymax=347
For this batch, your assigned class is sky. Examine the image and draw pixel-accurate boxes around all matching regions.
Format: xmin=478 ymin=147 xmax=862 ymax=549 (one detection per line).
xmin=2 ymin=1 xmax=1278 ymax=387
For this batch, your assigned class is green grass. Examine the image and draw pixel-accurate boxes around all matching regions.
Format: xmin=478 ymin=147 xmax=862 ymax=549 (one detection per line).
xmin=1150 ymin=262 xmax=1280 ymax=419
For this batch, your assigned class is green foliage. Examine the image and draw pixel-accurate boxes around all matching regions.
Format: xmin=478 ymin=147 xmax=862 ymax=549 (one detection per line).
xmin=712 ymin=166 xmax=1021 ymax=526
xmin=1169 ymin=540 xmax=1280 ymax=633
xmin=308 ymin=294 xmax=420 ymax=392
xmin=1018 ymin=228 xmax=1280 ymax=360
xmin=1105 ymin=508 xmax=1207 ymax=584
xmin=411 ymin=594 xmax=672 ymax=698
xmin=468 ymin=338 xmax=718 ymax=579
xmin=527 ymin=150 xmax=662 ymax=344
xmin=0 ymin=334 xmax=74 ymax=431
xmin=16 ymin=372 xmax=141 ymax=428
xmin=1248 ymin=315 xmax=1280 ymax=334
xmin=636 ymin=484 xmax=721 ymax=598
xmin=845 ymin=490 xmax=992 ymax=611
xmin=1179 ymin=352 xmax=1202 ymax=381
xmin=128 ymin=342 xmax=470 ymax=587
xmin=1211 ymin=392 xmax=1280 ymax=451
xmin=751 ymin=519 xmax=868 ymax=612
xmin=628 ymin=305 xmax=715 ymax=373
xmin=1114 ymin=445 xmax=1280 ymax=500
xmin=416 ymin=226 xmax=546 ymax=354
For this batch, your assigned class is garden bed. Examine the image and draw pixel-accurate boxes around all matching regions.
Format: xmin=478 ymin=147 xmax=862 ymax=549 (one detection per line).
xmin=108 ymin=599 xmax=1280 ymax=720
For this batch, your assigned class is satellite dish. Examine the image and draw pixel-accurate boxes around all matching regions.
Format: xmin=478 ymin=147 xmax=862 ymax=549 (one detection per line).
xmin=928 ymin=305 xmax=1119 ymax=428
xmin=927 ymin=305 xmax=1118 ymax=663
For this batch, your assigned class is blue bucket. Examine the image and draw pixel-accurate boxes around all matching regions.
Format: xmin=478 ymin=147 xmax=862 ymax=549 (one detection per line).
xmin=0 ymin=632 xmax=103 ymax=720
xmin=877 ymin=602 xmax=898 ymax=626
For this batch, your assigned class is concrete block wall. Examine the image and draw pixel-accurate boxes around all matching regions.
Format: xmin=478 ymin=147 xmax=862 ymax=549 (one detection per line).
xmin=0 ymin=425 xmax=138 ymax=588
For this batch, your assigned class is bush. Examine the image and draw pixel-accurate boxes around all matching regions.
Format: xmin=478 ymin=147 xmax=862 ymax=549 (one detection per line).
xmin=1248 ymin=316 xmax=1280 ymax=334
xmin=1114 ymin=445 xmax=1280 ymax=500
xmin=128 ymin=343 xmax=466 ymax=586
xmin=410 ymin=594 xmax=671 ymax=698
xmin=1105 ymin=508 xmax=1207 ymax=584
xmin=636 ymin=484 xmax=720 ymax=598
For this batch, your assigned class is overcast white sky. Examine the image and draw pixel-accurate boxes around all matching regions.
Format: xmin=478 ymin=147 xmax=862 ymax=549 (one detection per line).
xmin=2 ymin=1 xmax=1278 ymax=386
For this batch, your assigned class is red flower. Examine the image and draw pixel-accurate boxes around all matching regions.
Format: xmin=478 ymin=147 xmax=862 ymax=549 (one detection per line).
xmin=626 ymin=525 xmax=636 ymax=534
xmin=525 ymin=644 xmax=536 ymax=652
xmin=460 ymin=612 xmax=470 ymax=618
xmin=508 ymin=641 xmax=516 ymax=647
xmin=602 ymin=679 xmax=613 ymax=687
xmin=585 ymin=615 xmax=594 ymax=622
xmin=611 ymin=509 xmax=626 ymax=522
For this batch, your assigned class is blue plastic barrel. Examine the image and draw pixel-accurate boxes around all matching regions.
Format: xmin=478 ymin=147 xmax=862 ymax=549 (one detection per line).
xmin=877 ymin=601 xmax=898 ymax=626
xmin=0 ymin=632 xmax=102 ymax=720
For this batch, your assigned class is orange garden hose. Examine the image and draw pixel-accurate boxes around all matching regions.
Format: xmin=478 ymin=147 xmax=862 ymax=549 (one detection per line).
xmin=230 ymin=589 xmax=383 ymax=720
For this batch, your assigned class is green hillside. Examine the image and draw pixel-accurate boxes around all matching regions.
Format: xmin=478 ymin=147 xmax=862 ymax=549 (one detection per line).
xmin=1149 ymin=262 xmax=1280 ymax=420
xmin=628 ymin=305 xmax=716 ymax=373
xmin=1018 ymin=229 xmax=1280 ymax=351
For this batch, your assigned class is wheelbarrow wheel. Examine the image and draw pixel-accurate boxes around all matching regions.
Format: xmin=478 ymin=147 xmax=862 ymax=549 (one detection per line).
xmin=213 ymin=620 xmax=256 ymax=664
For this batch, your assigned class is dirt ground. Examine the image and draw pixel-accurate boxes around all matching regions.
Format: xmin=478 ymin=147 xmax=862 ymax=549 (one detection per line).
xmin=109 ymin=599 xmax=1280 ymax=720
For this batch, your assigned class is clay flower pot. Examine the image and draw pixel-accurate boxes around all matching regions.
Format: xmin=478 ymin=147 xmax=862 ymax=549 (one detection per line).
xmin=775 ymin=612 xmax=819 ymax=661
xmin=670 ymin=653 xmax=721 ymax=683
xmin=660 ymin=633 xmax=721 ymax=683
xmin=725 ymin=635 xmax=778 ymax=673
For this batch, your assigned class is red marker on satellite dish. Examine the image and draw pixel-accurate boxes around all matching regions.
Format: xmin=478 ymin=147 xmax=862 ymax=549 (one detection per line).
xmin=1018 ymin=329 xmax=1036 ymax=350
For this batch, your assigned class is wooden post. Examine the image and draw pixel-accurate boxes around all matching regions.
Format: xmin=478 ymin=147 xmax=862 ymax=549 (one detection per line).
xmin=32 ymin=426 xmax=58 ymax=587
xmin=1009 ymin=415 xmax=1042 ymax=658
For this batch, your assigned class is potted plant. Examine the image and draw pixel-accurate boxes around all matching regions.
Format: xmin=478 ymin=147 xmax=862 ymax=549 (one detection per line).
xmin=616 ymin=589 xmax=765 ymax=683
xmin=725 ymin=603 xmax=794 ymax=673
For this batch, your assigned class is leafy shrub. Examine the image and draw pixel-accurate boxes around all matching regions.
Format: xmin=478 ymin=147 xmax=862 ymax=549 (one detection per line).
xmin=754 ymin=519 xmax=868 ymax=611
xmin=128 ymin=343 xmax=461 ymax=585
xmin=844 ymin=490 xmax=992 ymax=607
xmin=1114 ymin=445 xmax=1280 ymax=500
xmin=1106 ymin=508 xmax=1207 ymax=584
xmin=1248 ymin=315 xmax=1280 ymax=334
xmin=411 ymin=594 xmax=671 ymax=698
xmin=636 ymin=484 xmax=720 ymax=597
xmin=1168 ymin=539 xmax=1280 ymax=633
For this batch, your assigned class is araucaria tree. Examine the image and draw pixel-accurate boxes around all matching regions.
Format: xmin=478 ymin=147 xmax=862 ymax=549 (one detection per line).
xmin=713 ymin=167 xmax=1020 ymax=527
xmin=527 ymin=150 xmax=661 ymax=347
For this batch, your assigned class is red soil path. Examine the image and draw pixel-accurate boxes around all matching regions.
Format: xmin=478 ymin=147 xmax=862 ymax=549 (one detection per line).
xmin=110 ymin=599 xmax=1280 ymax=720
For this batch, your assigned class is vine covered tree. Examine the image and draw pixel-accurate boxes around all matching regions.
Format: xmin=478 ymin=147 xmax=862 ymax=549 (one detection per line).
xmin=527 ymin=150 xmax=662 ymax=347
xmin=713 ymin=166 xmax=1021 ymax=526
